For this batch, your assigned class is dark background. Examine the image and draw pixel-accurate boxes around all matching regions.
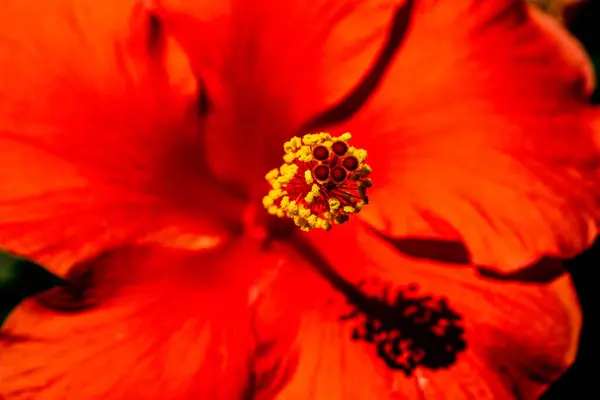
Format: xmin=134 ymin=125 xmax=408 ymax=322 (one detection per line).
xmin=0 ymin=2 xmax=598 ymax=398
xmin=543 ymin=241 xmax=599 ymax=399
xmin=542 ymin=2 xmax=599 ymax=398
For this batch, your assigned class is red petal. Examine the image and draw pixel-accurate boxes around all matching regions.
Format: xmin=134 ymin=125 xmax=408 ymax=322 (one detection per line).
xmin=155 ymin=0 xmax=408 ymax=195
xmin=331 ymin=1 xmax=600 ymax=272
xmin=252 ymin=222 xmax=581 ymax=399
xmin=0 ymin=0 xmax=239 ymax=276
xmin=0 ymin=244 xmax=265 ymax=398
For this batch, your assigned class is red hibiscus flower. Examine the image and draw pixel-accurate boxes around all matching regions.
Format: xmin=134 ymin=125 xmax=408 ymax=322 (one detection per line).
xmin=1 ymin=0 xmax=599 ymax=399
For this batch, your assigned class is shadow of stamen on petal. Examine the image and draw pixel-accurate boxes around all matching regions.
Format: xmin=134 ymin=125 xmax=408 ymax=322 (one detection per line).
xmin=291 ymin=234 xmax=466 ymax=375
xmin=341 ymin=277 xmax=466 ymax=375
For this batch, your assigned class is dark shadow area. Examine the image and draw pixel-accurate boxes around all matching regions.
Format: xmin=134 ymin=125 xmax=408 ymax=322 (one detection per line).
xmin=542 ymin=238 xmax=600 ymax=399
xmin=370 ymin=224 xmax=567 ymax=284
xmin=368 ymin=224 xmax=472 ymax=266
xmin=342 ymin=279 xmax=466 ymax=375
xmin=35 ymin=253 xmax=113 ymax=313
xmin=543 ymin=3 xmax=600 ymax=397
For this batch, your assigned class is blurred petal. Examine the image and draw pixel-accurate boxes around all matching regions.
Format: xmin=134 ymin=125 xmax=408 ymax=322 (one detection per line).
xmin=252 ymin=223 xmax=581 ymax=399
xmin=155 ymin=0 xmax=600 ymax=272
xmin=0 ymin=0 xmax=239 ymax=276
xmin=0 ymin=243 xmax=266 ymax=399
xmin=530 ymin=3 xmax=595 ymax=93
xmin=155 ymin=0 xmax=412 ymax=194
xmin=332 ymin=1 xmax=600 ymax=272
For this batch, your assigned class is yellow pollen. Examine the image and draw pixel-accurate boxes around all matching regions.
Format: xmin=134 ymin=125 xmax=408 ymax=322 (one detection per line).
xmin=304 ymin=170 xmax=314 ymax=185
xmin=262 ymin=131 xmax=372 ymax=231
xmin=329 ymin=198 xmax=341 ymax=213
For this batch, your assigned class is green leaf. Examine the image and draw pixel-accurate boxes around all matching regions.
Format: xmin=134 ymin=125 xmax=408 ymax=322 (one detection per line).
xmin=0 ymin=251 xmax=64 ymax=327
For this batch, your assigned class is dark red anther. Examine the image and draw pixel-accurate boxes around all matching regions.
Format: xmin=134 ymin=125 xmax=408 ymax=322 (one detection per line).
xmin=314 ymin=165 xmax=330 ymax=181
xmin=332 ymin=141 xmax=348 ymax=156
xmin=342 ymin=156 xmax=359 ymax=171
xmin=331 ymin=167 xmax=347 ymax=183
xmin=313 ymin=145 xmax=330 ymax=161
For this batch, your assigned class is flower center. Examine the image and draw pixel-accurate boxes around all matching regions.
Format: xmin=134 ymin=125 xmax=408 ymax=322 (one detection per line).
xmin=262 ymin=132 xmax=372 ymax=231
